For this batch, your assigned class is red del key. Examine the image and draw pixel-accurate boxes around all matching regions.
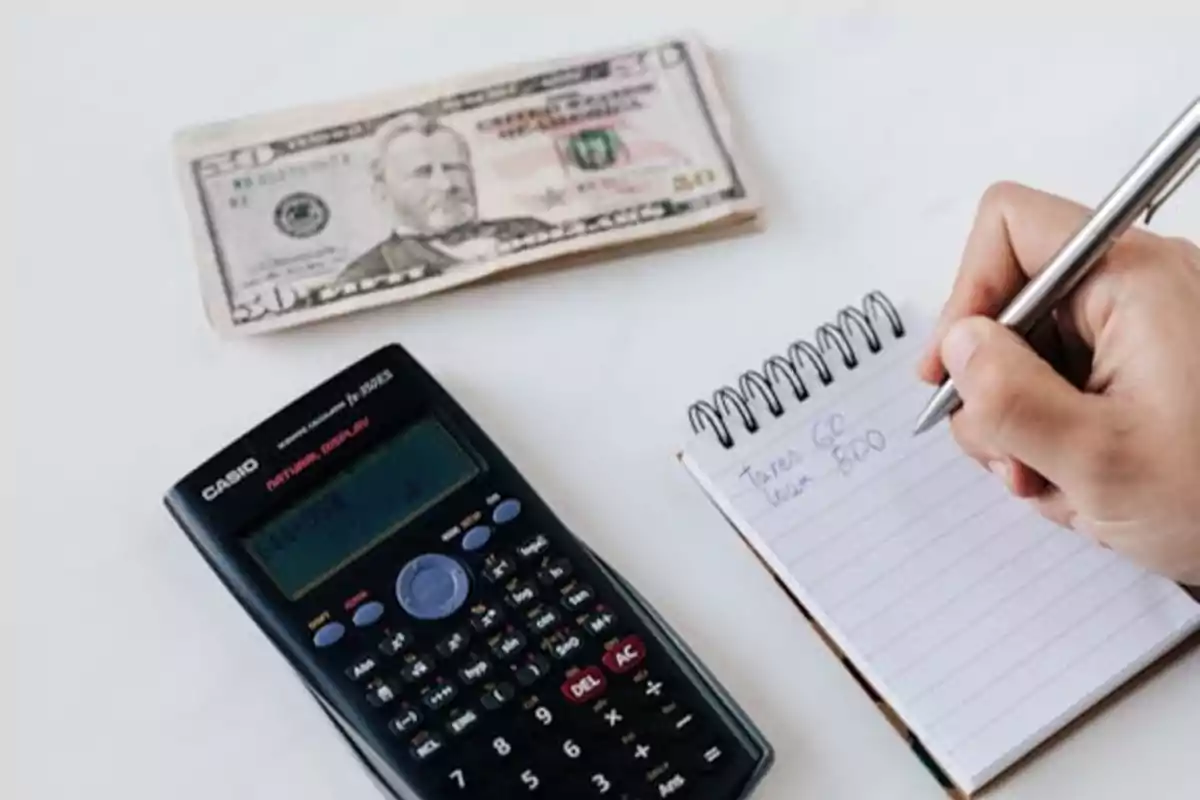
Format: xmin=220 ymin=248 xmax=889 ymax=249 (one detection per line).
xmin=561 ymin=666 xmax=607 ymax=704
xmin=602 ymin=635 xmax=646 ymax=674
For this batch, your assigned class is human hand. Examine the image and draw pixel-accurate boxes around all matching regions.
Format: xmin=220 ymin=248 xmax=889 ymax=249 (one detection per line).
xmin=918 ymin=181 xmax=1200 ymax=585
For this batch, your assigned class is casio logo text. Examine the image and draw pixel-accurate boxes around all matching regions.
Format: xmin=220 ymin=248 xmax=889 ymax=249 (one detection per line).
xmin=202 ymin=458 xmax=259 ymax=501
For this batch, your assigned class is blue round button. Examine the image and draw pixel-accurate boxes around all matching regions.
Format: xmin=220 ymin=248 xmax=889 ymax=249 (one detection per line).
xmin=395 ymin=554 xmax=471 ymax=620
xmin=492 ymin=498 xmax=522 ymax=524
xmin=313 ymin=622 xmax=345 ymax=648
xmin=461 ymin=525 xmax=492 ymax=551
xmin=352 ymin=601 xmax=385 ymax=628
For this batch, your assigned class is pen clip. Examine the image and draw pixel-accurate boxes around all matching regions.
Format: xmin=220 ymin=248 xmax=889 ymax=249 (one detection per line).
xmin=1144 ymin=147 xmax=1200 ymax=224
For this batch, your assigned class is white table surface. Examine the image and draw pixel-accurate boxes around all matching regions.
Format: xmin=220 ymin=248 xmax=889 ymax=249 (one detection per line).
xmin=6 ymin=5 xmax=1200 ymax=799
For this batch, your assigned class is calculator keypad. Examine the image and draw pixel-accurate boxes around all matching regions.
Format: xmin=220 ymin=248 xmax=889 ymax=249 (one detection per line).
xmin=445 ymin=707 xmax=480 ymax=737
xmin=537 ymin=557 xmax=573 ymax=586
xmin=515 ymin=534 xmax=550 ymax=560
xmin=457 ymin=654 xmax=492 ymax=685
xmin=315 ymin=494 xmax=759 ymax=799
xmin=483 ymin=553 xmax=516 ymax=583
xmin=503 ymin=580 xmax=539 ymax=609
xmin=379 ymin=629 xmax=411 ymax=656
xmin=525 ymin=605 xmax=562 ymax=635
xmin=561 ymin=665 xmax=607 ymax=704
xmin=366 ymin=679 xmax=399 ymax=708
xmin=345 ymin=654 xmax=379 ymax=681
xmin=436 ymin=629 xmax=469 ymax=658
xmin=514 ymin=654 xmax=551 ymax=687
xmin=421 ymin=680 xmax=458 ymax=711
xmin=389 ymin=704 xmax=422 ymax=736
xmin=582 ymin=607 xmax=617 ymax=638
xmin=481 ymin=681 xmax=516 ymax=710
xmin=469 ymin=603 xmax=504 ymax=634
xmin=401 ymin=654 xmax=436 ymax=683
xmin=560 ymin=582 xmax=595 ymax=612
xmin=490 ymin=629 xmax=527 ymax=661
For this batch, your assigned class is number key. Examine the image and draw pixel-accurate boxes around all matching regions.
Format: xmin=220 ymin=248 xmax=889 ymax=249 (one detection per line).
xmin=554 ymin=768 xmax=622 ymax=798
xmin=515 ymin=768 xmax=544 ymax=794
xmin=491 ymin=735 xmax=515 ymax=758
xmin=561 ymin=737 xmax=584 ymax=760
xmin=445 ymin=767 xmax=470 ymax=792
xmin=529 ymin=702 xmax=556 ymax=728
xmin=587 ymin=772 xmax=616 ymax=796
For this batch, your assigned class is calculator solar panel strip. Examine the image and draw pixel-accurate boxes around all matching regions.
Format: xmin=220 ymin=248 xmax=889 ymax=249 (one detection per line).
xmin=164 ymin=344 xmax=773 ymax=800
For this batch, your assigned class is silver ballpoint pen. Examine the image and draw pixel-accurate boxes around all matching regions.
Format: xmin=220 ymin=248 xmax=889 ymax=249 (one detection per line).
xmin=913 ymin=96 xmax=1200 ymax=436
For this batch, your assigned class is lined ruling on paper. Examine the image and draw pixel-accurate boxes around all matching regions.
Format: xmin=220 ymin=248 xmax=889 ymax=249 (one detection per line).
xmin=681 ymin=321 xmax=1200 ymax=793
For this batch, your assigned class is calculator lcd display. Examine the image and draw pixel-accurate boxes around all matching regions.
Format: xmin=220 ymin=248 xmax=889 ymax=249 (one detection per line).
xmin=244 ymin=417 xmax=480 ymax=599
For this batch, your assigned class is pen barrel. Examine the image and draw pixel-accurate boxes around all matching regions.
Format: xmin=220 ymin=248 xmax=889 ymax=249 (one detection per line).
xmin=998 ymin=97 xmax=1200 ymax=336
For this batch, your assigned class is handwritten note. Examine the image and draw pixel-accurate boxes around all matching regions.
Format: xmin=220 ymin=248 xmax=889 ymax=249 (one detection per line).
xmin=738 ymin=447 xmax=812 ymax=507
xmin=680 ymin=320 xmax=1200 ymax=793
xmin=735 ymin=408 xmax=893 ymax=511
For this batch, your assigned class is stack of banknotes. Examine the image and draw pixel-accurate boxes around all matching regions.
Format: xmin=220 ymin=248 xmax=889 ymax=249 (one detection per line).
xmin=173 ymin=35 xmax=760 ymax=335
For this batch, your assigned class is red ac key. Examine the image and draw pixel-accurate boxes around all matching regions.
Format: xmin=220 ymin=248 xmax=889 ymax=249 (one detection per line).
xmin=602 ymin=635 xmax=646 ymax=674
xmin=561 ymin=666 xmax=607 ymax=704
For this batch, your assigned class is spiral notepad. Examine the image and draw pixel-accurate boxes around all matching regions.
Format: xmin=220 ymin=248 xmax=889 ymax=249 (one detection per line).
xmin=678 ymin=291 xmax=1200 ymax=796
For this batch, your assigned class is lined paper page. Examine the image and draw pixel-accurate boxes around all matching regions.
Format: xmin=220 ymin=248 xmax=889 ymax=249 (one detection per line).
xmin=681 ymin=316 xmax=1200 ymax=793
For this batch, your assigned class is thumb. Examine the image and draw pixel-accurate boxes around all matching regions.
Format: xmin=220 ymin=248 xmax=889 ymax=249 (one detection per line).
xmin=940 ymin=316 xmax=1099 ymax=482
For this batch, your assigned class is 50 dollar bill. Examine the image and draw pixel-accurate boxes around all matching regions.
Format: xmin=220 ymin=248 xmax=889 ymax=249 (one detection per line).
xmin=174 ymin=35 xmax=759 ymax=335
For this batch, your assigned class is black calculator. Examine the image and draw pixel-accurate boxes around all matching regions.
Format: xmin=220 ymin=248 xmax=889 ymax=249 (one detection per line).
xmin=164 ymin=343 xmax=772 ymax=800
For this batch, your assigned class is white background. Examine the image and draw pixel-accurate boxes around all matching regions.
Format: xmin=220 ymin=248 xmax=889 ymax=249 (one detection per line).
xmin=5 ymin=3 xmax=1200 ymax=799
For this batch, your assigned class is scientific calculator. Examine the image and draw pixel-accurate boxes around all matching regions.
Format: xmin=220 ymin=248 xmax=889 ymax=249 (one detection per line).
xmin=164 ymin=343 xmax=772 ymax=800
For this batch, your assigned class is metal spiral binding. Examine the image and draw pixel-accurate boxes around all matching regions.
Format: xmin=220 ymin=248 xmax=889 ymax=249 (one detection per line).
xmin=687 ymin=290 xmax=906 ymax=449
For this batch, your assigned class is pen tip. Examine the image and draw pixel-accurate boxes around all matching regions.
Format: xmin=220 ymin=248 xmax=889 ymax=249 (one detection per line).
xmin=913 ymin=381 xmax=959 ymax=436
xmin=912 ymin=411 xmax=938 ymax=437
